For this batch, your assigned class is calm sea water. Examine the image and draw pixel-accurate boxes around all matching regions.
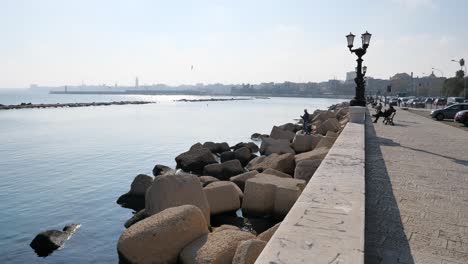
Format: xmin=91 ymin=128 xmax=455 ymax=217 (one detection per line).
xmin=0 ymin=90 xmax=346 ymax=263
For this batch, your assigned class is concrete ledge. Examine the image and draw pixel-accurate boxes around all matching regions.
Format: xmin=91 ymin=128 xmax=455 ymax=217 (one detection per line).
xmin=255 ymin=120 xmax=365 ymax=263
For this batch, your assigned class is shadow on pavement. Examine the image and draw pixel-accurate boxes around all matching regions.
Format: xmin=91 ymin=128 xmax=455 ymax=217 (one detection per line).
xmin=365 ymin=112 xmax=415 ymax=264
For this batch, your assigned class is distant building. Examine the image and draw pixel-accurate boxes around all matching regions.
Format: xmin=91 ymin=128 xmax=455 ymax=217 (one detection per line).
xmin=346 ymin=71 xmax=357 ymax=82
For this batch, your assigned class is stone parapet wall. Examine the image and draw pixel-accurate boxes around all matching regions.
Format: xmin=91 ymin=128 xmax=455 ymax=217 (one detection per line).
xmin=255 ymin=109 xmax=365 ymax=264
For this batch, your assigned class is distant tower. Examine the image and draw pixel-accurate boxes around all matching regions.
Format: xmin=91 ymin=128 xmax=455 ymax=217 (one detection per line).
xmin=135 ymin=77 xmax=139 ymax=89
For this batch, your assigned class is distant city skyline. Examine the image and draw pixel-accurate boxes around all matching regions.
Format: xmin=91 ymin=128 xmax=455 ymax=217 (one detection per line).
xmin=1 ymin=0 xmax=467 ymax=88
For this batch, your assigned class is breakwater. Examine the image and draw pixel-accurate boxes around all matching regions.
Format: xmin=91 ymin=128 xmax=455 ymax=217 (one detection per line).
xmin=0 ymin=101 xmax=154 ymax=110
xmin=174 ymin=98 xmax=253 ymax=103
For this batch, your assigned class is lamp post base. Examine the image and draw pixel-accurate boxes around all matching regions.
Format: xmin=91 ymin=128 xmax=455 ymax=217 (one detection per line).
xmin=350 ymin=98 xmax=366 ymax=107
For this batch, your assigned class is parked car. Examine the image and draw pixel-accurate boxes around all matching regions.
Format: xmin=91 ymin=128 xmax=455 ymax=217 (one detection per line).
xmin=389 ymin=98 xmax=398 ymax=106
xmin=447 ymin=97 xmax=464 ymax=106
xmin=431 ymin=103 xmax=468 ymax=120
xmin=411 ymin=99 xmax=426 ymax=108
xmin=433 ymin=98 xmax=447 ymax=106
xmin=424 ymin=97 xmax=434 ymax=104
xmin=454 ymin=110 xmax=468 ymax=126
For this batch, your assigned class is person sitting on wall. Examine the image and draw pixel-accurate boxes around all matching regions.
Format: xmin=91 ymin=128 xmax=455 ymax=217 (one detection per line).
xmin=301 ymin=109 xmax=310 ymax=134
xmin=373 ymin=105 xmax=396 ymax=123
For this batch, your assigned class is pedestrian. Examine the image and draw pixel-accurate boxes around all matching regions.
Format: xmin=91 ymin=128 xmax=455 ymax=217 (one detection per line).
xmin=373 ymin=105 xmax=396 ymax=123
xmin=301 ymin=109 xmax=310 ymax=134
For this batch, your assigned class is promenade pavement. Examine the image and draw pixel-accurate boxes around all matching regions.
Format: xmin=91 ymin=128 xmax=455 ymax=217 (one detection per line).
xmin=365 ymin=108 xmax=468 ymax=263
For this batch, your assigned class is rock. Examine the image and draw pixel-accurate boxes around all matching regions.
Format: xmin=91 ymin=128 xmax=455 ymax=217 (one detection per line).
xmin=257 ymin=222 xmax=281 ymax=242
xmin=117 ymin=174 xmax=154 ymax=211
xmin=246 ymin=153 xmax=295 ymax=176
xmin=179 ymin=230 xmax=255 ymax=264
xmin=242 ymin=174 xmax=305 ymax=217
xmin=269 ymin=126 xmax=296 ymax=142
xmin=326 ymin=131 xmax=339 ymax=137
xmin=294 ymin=159 xmax=322 ymax=183
xmin=230 ymin=171 xmax=259 ymax=191
xmin=203 ymin=159 xmax=245 ymax=181
xmin=232 ymin=142 xmax=259 ymax=153
xmin=316 ymin=118 xmax=340 ymax=136
xmin=235 ymin=147 xmax=253 ymax=166
xmin=202 ymin=142 xmax=218 ymax=153
xmin=259 ymin=137 xmax=295 ymax=156
xmin=220 ymin=151 xmax=236 ymax=163
xmin=335 ymin=107 xmax=349 ymax=120
xmin=251 ymin=133 xmax=269 ymax=141
xmin=311 ymin=111 xmax=329 ymax=123
xmin=262 ymin=168 xmax=292 ymax=178
xmin=118 ymin=205 xmax=209 ymax=264
xmin=30 ymin=224 xmax=80 ymax=257
xmin=213 ymin=225 xmax=241 ymax=233
xmin=152 ymin=164 xmax=175 ymax=176
xmin=124 ymin=209 xmax=149 ymax=228
xmin=278 ymin=123 xmax=302 ymax=133
xmin=145 ymin=174 xmax=211 ymax=225
xmin=216 ymin=142 xmax=231 ymax=153
xmin=175 ymin=146 xmax=218 ymax=174
xmin=232 ymin=239 xmax=267 ymax=264
xmin=315 ymin=135 xmax=338 ymax=149
xmin=291 ymin=134 xmax=322 ymax=154
xmin=295 ymin=147 xmax=330 ymax=163
xmin=199 ymin=176 xmax=220 ymax=187
xmin=204 ymin=181 xmax=242 ymax=215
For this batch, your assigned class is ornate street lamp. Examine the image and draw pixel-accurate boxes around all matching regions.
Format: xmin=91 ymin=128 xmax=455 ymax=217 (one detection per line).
xmin=346 ymin=31 xmax=372 ymax=106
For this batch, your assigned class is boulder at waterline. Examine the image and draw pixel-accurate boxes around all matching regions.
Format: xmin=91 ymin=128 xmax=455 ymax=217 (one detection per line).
xmin=124 ymin=209 xmax=148 ymax=228
xmin=232 ymin=239 xmax=267 ymax=264
xmin=203 ymin=159 xmax=245 ymax=181
xmin=220 ymin=151 xmax=236 ymax=163
xmin=257 ymin=222 xmax=281 ymax=242
xmin=335 ymin=107 xmax=349 ymax=120
xmin=269 ymin=126 xmax=296 ymax=142
xmin=316 ymin=118 xmax=340 ymax=136
xmin=311 ymin=111 xmax=329 ymax=123
xmin=204 ymin=181 xmax=242 ymax=215
xmin=291 ymin=134 xmax=322 ymax=154
xmin=242 ymin=174 xmax=305 ymax=218
xmin=251 ymin=133 xmax=269 ymax=141
xmin=179 ymin=230 xmax=255 ymax=264
xmin=234 ymin=146 xmax=253 ymax=166
xmin=326 ymin=130 xmax=339 ymax=137
xmin=175 ymin=146 xmax=217 ymax=174
xmin=202 ymin=142 xmax=231 ymax=154
xmin=199 ymin=176 xmax=220 ymax=187
xmin=295 ymin=146 xmax=331 ymax=163
xmin=231 ymin=142 xmax=259 ymax=153
xmin=152 ymin=164 xmax=175 ymax=176
xmin=294 ymin=159 xmax=322 ymax=183
xmin=117 ymin=174 xmax=154 ymax=211
xmin=259 ymin=137 xmax=295 ymax=156
xmin=278 ymin=122 xmax=302 ymax=133
xmin=30 ymin=224 xmax=80 ymax=257
xmin=262 ymin=168 xmax=292 ymax=178
xmin=145 ymin=174 xmax=211 ymax=225
xmin=230 ymin=170 xmax=259 ymax=191
xmin=118 ymin=205 xmax=209 ymax=264
xmin=246 ymin=153 xmax=295 ymax=176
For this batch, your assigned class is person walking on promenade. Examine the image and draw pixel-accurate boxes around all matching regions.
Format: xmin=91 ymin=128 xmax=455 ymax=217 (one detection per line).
xmin=301 ymin=109 xmax=310 ymax=134
xmin=373 ymin=105 xmax=396 ymax=123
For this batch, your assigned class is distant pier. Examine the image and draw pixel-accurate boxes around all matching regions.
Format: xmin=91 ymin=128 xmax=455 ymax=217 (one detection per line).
xmin=0 ymin=101 xmax=155 ymax=110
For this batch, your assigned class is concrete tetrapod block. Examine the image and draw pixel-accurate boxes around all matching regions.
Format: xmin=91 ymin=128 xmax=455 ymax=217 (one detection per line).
xmin=316 ymin=118 xmax=340 ymax=135
xmin=198 ymin=176 xmax=220 ymax=187
xmin=257 ymin=222 xmax=281 ymax=242
xmin=145 ymin=174 xmax=211 ymax=226
xmin=314 ymin=135 xmax=338 ymax=149
xmin=269 ymin=126 xmax=296 ymax=142
xmin=246 ymin=153 xmax=296 ymax=176
xmin=117 ymin=205 xmax=209 ymax=264
xmin=291 ymin=134 xmax=323 ymax=154
xmin=259 ymin=137 xmax=295 ymax=156
xmin=230 ymin=170 xmax=259 ymax=191
xmin=203 ymin=181 xmax=242 ymax=215
xmin=294 ymin=147 xmax=330 ymax=163
xmin=175 ymin=146 xmax=217 ymax=174
xmin=294 ymin=159 xmax=322 ymax=183
xmin=262 ymin=168 xmax=292 ymax=178
xmin=242 ymin=174 xmax=306 ymax=218
xmin=203 ymin=159 xmax=245 ymax=181
xmin=180 ymin=230 xmax=255 ymax=264
xmin=232 ymin=239 xmax=267 ymax=264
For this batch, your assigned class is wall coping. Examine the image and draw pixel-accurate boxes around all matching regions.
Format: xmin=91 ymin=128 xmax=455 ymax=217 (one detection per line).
xmin=255 ymin=115 xmax=366 ymax=263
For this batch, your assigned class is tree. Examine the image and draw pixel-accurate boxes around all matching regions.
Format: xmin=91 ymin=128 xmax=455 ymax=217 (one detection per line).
xmin=455 ymin=70 xmax=465 ymax=79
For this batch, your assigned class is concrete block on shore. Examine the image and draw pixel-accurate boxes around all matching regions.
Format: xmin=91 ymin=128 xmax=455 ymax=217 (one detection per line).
xmin=246 ymin=153 xmax=295 ymax=176
xmin=204 ymin=181 xmax=242 ymax=215
xmin=269 ymin=126 xmax=296 ymax=142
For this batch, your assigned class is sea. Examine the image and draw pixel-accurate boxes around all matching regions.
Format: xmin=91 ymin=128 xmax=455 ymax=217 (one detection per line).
xmin=0 ymin=89 xmax=346 ymax=263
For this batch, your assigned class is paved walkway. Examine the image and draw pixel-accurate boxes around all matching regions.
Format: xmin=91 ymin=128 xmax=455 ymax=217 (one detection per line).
xmin=365 ymin=108 xmax=468 ymax=263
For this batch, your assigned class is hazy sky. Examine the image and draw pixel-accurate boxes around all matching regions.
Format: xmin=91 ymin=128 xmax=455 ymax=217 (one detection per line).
xmin=1 ymin=0 xmax=468 ymax=88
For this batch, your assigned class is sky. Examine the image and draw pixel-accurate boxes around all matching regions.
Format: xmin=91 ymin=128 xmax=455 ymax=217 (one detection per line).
xmin=1 ymin=0 xmax=468 ymax=88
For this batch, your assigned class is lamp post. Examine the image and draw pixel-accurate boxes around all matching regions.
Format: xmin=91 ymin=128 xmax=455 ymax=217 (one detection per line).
xmin=451 ymin=58 xmax=466 ymax=99
xmin=346 ymin=31 xmax=372 ymax=106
